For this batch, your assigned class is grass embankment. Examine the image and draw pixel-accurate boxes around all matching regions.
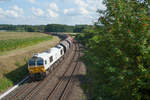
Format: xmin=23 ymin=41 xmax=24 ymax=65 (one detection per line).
xmin=0 ymin=32 xmax=60 ymax=93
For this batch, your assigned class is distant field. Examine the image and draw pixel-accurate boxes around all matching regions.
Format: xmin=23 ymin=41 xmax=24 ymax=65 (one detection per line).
xmin=0 ymin=32 xmax=48 ymax=40
xmin=0 ymin=32 xmax=52 ymax=53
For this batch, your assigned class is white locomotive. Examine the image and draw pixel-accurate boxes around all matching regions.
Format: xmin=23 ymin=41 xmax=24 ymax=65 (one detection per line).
xmin=28 ymin=36 xmax=72 ymax=80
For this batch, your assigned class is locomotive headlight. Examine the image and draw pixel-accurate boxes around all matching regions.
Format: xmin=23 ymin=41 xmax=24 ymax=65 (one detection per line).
xmin=29 ymin=69 xmax=33 ymax=73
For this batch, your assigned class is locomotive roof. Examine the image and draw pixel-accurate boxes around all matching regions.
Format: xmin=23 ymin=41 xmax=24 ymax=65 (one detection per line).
xmin=60 ymin=40 xmax=68 ymax=45
xmin=32 ymin=47 xmax=60 ymax=59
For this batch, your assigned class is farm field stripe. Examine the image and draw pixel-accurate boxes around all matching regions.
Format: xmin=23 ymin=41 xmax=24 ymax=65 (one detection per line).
xmin=0 ymin=76 xmax=29 ymax=100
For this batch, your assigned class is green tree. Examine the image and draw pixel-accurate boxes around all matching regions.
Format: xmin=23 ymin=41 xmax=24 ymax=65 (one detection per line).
xmin=81 ymin=0 xmax=150 ymax=100
xmin=25 ymin=26 xmax=35 ymax=32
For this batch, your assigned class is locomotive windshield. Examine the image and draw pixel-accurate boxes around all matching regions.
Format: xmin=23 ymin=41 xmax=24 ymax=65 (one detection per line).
xmin=29 ymin=59 xmax=36 ymax=66
xmin=37 ymin=59 xmax=44 ymax=65
xmin=28 ymin=57 xmax=43 ymax=66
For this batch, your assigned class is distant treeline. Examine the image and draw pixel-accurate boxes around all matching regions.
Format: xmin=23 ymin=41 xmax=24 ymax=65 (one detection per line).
xmin=0 ymin=24 xmax=92 ymax=33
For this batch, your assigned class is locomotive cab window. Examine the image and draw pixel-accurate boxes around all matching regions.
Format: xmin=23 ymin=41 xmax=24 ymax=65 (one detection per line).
xmin=35 ymin=57 xmax=44 ymax=66
xmin=29 ymin=59 xmax=36 ymax=66
xmin=50 ymin=56 xmax=53 ymax=63
xmin=61 ymin=50 xmax=63 ymax=55
xmin=37 ymin=60 xmax=43 ymax=66
xmin=45 ymin=60 xmax=47 ymax=65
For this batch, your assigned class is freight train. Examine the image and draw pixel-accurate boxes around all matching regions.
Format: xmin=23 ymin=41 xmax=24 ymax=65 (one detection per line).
xmin=28 ymin=35 xmax=73 ymax=80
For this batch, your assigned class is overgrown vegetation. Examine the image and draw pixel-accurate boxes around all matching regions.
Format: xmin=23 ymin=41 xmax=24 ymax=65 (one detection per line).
xmin=77 ymin=0 xmax=150 ymax=100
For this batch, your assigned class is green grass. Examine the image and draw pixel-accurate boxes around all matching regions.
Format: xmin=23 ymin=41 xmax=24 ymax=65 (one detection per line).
xmin=0 ymin=32 xmax=48 ymax=40
xmin=0 ymin=78 xmax=13 ymax=92
xmin=0 ymin=36 xmax=52 ymax=52
xmin=0 ymin=65 xmax=28 ymax=92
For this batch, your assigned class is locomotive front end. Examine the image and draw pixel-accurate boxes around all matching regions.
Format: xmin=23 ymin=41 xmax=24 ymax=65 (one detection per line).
xmin=28 ymin=57 xmax=46 ymax=80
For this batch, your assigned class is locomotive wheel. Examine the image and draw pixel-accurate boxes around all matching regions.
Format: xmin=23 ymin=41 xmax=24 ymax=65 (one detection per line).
xmin=30 ymin=74 xmax=35 ymax=82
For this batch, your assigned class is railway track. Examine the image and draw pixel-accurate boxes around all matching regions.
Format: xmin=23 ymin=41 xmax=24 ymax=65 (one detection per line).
xmin=2 ymin=41 xmax=80 ymax=100
xmin=46 ymin=42 xmax=80 ymax=100
xmin=23 ymin=44 xmax=77 ymax=100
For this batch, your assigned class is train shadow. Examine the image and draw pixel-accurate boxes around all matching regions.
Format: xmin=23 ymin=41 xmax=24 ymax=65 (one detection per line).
xmin=4 ymin=64 xmax=43 ymax=89
xmin=4 ymin=64 xmax=29 ymax=85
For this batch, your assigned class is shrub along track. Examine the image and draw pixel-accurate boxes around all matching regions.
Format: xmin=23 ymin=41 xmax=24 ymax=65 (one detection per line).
xmin=2 ymin=40 xmax=80 ymax=100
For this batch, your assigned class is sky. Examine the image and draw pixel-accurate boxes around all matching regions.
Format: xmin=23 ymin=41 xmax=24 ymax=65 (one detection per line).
xmin=0 ymin=0 xmax=106 ymax=25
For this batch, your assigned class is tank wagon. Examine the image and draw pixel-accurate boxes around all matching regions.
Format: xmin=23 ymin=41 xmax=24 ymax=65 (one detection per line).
xmin=28 ymin=36 xmax=73 ymax=80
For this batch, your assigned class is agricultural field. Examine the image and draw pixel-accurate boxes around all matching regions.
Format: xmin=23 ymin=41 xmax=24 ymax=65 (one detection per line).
xmin=0 ymin=32 xmax=49 ymax=40
xmin=0 ymin=32 xmax=60 ymax=93
xmin=0 ymin=32 xmax=53 ymax=55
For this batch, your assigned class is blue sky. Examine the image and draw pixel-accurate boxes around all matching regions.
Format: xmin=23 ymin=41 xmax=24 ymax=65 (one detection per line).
xmin=0 ymin=0 xmax=105 ymax=25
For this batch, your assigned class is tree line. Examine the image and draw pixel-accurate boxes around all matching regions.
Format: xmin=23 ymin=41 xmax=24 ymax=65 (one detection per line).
xmin=0 ymin=24 xmax=91 ymax=33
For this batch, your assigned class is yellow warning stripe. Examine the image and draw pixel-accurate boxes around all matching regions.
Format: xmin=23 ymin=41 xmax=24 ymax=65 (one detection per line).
xmin=28 ymin=66 xmax=45 ymax=74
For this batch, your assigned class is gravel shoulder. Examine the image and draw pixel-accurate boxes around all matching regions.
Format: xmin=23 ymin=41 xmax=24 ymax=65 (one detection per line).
xmin=67 ymin=44 xmax=87 ymax=100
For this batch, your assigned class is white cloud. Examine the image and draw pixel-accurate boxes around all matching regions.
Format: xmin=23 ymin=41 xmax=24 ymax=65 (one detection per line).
xmin=64 ymin=8 xmax=75 ymax=14
xmin=48 ymin=2 xmax=59 ymax=11
xmin=87 ymin=0 xmax=106 ymax=11
xmin=12 ymin=5 xmax=24 ymax=14
xmin=32 ymin=7 xmax=44 ymax=16
xmin=47 ymin=9 xmax=58 ymax=18
xmin=64 ymin=7 xmax=89 ymax=16
xmin=0 ymin=0 xmax=106 ymax=25
xmin=74 ymin=0 xmax=106 ymax=13
xmin=5 ymin=10 xmax=19 ymax=18
xmin=64 ymin=9 xmax=68 ymax=14
xmin=46 ymin=2 xmax=59 ymax=18
xmin=74 ymin=0 xmax=88 ymax=8
xmin=80 ymin=7 xmax=88 ymax=15
xmin=28 ymin=0 xmax=36 ymax=3
xmin=74 ymin=0 xmax=106 ymax=11
xmin=0 ymin=8 xmax=4 ymax=18
xmin=71 ymin=0 xmax=106 ymax=23
xmin=0 ymin=8 xmax=3 ymax=14
xmin=0 ymin=5 xmax=24 ymax=18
